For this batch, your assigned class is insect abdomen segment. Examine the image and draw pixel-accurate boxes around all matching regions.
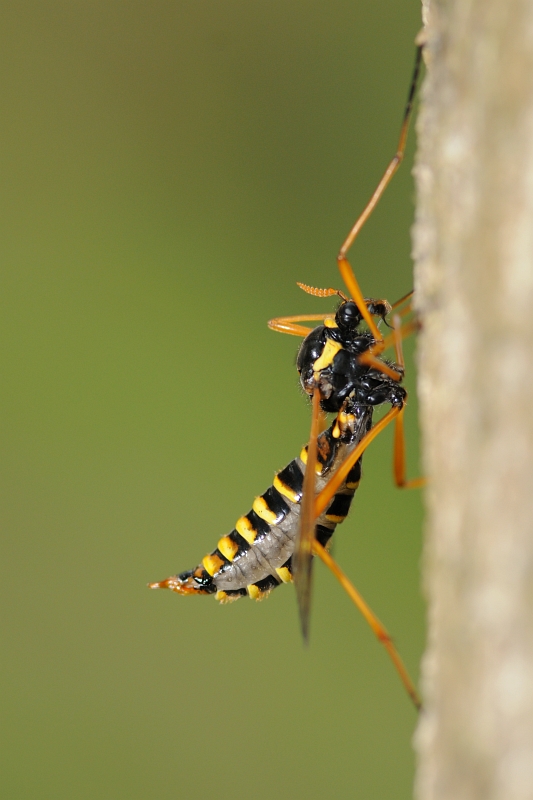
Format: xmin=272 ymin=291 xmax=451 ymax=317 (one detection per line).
xmin=149 ymin=419 xmax=368 ymax=602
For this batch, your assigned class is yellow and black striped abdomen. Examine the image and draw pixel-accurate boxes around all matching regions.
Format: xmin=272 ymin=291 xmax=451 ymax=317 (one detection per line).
xmin=149 ymin=411 xmax=371 ymax=601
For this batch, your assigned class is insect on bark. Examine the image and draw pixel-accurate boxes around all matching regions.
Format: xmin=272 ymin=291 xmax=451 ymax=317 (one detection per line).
xmin=150 ymin=45 xmax=424 ymax=711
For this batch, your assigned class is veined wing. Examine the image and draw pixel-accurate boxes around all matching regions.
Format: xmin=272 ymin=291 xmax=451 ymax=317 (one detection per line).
xmin=293 ymin=388 xmax=321 ymax=642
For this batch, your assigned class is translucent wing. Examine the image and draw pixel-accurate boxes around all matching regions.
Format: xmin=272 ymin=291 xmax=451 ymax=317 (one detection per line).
xmin=293 ymin=388 xmax=321 ymax=642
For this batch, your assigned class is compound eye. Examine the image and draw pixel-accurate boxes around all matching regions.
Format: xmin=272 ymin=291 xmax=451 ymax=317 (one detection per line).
xmin=335 ymin=301 xmax=361 ymax=329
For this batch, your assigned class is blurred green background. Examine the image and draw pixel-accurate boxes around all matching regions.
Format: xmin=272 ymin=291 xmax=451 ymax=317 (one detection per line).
xmin=1 ymin=2 xmax=424 ymax=798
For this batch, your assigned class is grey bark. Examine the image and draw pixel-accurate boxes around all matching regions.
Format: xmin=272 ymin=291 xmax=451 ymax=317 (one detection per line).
xmin=413 ymin=1 xmax=533 ymax=799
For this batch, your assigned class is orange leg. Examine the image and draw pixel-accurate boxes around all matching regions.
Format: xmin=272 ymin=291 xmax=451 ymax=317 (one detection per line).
xmin=352 ymin=310 xmax=425 ymax=490
xmin=315 ymin=406 xmax=401 ymax=519
xmin=393 ymin=406 xmax=426 ymax=490
xmin=268 ymin=47 xmax=422 ymax=349
xmin=391 ymin=289 xmax=414 ymax=312
xmin=389 ymin=312 xmax=425 ymax=490
xmin=357 ymin=313 xmax=425 ymax=491
xmin=268 ymin=299 xmax=409 ymax=342
xmin=267 ymin=313 xmax=333 ymax=337
xmin=313 ymin=540 xmax=421 ymax=710
xmin=309 ymin=404 xmax=422 ymax=709
xmin=336 ymin=46 xmax=422 ymax=309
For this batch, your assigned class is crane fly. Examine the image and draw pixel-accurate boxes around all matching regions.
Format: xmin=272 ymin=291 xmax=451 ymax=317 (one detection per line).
xmin=150 ymin=45 xmax=424 ymax=710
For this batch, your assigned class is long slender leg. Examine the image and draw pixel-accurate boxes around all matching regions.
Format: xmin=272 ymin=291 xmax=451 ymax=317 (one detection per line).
xmin=313 ymin=540 xmax=421 ymax=710
xmin=294 ymin=398 xmax=421 ymax=704
xmin=354 ymin=313 xmax=425 ymax=489
xmin=315 ymin=406 xmax=401 ymax=519
xmin=337 ymin=47 xmax=423 ymax=309
xmin=393 ymin=407 xmax=426 ymax=490
xmin=268 ymin=313 xmax=333 ymax=337
xmin=391 ymin=289 xmax=414 ymax=311
xmin=390 ymin=313 xmax=425 ymax=489
xmin=350 ymin=315 xmax=425 ymax=490
xmin=310 ymin=405 xmax=421 ymax=708
xmin=270 ymin=283 xmax=415 ymax=340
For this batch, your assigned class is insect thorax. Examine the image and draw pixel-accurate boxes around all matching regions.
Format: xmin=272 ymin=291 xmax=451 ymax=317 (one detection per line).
xmin=296 ymin=301 xmax=405 ymax=413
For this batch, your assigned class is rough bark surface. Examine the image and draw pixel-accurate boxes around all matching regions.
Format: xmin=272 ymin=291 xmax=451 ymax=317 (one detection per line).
xmin=413 ymin=1 xmax=533 ymax=799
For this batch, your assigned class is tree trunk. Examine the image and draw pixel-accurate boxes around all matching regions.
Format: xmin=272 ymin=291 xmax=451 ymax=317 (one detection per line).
xmin=413 ymin=1 xmax=533 ymax=799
